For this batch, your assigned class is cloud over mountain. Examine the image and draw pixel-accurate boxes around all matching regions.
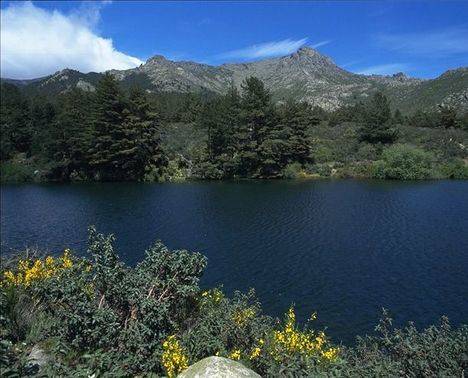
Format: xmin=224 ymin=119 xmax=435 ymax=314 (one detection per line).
xmin=0 ymin=1 xmax=142 ymax=79
xmin=219 ymin=38 xmax=309 ymax=60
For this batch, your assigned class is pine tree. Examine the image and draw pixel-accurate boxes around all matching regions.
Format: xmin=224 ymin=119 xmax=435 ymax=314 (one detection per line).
xmin=29 ymin=100 xmax=56 ymax=158
xmin=438 ymin=104 xmax=457 ymax=129
xmin=237 ymin=77 xmax=273 ymax=176
xmin=393 ymin=109 xmax=404 ymax=125
xmin=358 ymin=92 xmax=398 ymax=144
xmin=88 ymin=73 xmax=128 ymax=180
xmin=128 ymin=87 xmax=167 ymax=181
xmin=0 ymin=83 xmax=31 ymax=159
xmin=48 ymin=89 xmax=92 ymax=179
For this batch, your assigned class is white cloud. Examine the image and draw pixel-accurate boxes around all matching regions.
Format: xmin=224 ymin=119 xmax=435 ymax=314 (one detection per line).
xmin=311 ymin=40 xmax=331 ymax=49
xmin=219 ymin=38 xmax=308 ymax=60
xmin=356 ymin=63 xmax=410 ymax=76
xmin=1 ymin=1 xmax=143 ymax=79
xmin=377 ymin=26 xmax=468 ymax=56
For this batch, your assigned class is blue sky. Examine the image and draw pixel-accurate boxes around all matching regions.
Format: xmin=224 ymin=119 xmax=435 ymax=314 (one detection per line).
xmin=1 ymin=1 xmax=467 ymax=79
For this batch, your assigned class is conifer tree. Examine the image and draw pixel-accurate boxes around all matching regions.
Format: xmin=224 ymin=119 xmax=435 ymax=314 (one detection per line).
xmin=48 ymin=89 xmax=92 ymax=179
xmin=88 ymin=73 xmax=128 ymax=180
xmin=358 ymin=92 xmax=398 ymax=144
xmin=0 ymin=83 xmax=31 ymax=159
xmin=128 ymin=87 xmax=167 ymax=180
xmin=237 ymin=77 xmax=273 ymax=176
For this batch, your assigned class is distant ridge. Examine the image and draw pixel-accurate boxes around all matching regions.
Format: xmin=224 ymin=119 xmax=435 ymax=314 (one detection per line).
xmin=2 ymin=46 xmax=467 ymax=112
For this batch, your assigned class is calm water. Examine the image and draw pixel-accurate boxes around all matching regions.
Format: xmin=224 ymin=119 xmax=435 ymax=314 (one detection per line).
xmin=1 ymin=180 xmax=468 ymax=344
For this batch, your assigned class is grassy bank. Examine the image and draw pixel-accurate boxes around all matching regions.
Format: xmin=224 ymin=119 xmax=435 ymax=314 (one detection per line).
xmin=1 ymin=229 xmax=467 ymax=377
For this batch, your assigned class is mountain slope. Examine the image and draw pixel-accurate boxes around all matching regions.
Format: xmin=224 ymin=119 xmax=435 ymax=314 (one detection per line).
xmin=2 ymin=47 xmax=467 ymax=112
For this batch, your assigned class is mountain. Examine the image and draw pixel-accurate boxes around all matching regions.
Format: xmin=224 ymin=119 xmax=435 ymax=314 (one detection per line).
xmin=2 ymin=47 xmax=467 ymax=112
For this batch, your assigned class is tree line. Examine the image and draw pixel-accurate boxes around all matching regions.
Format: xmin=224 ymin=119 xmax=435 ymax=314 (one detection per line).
xmin=1 ymin=74 xmax=466 ymax=181
xmin=1 ymin=74 xmax=166 ymax=181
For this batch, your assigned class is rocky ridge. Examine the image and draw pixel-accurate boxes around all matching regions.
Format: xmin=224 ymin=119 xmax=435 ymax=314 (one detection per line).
xmin=3 ymin=46 xmax=467 ymax=112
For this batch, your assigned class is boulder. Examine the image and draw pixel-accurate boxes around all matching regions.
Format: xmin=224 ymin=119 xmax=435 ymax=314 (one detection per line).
xmin=178 ymin=356 xmax=260 ymax=378
xmin=25 ymin=345 xmax=49 ymax=374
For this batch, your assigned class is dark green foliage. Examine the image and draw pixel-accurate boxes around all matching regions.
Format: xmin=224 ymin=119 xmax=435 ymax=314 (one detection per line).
xmin=408 ymin=109 xmax=439 ymax=128
xmin=1 ymin=231 xmax=466 ymax=376
xmin=195 ymin=78 xmax=319 ymax=179
xmin=0 ymin=83 xmax=31 ymax=159
xmin=47 ymin=89 xmax=93 ymax=180
xmin=358 ymin=92 xmax=399 ymax=144
xmin=1 ymin=76 xmax=467 ymax=182
xmin=1 ymin=74 xmax=168 ymax=182
xmin=440 ymin=159 xmax=468 ymax=179
xmin=340 ymin=310 xmax=468 ymax=377
xmin=88 ymin=73 xmax=129 ymax=180
xmin=438 ymin=104 xmax=458 ymax=129
xmin=373 ymin=144 xmax=435 ymax=180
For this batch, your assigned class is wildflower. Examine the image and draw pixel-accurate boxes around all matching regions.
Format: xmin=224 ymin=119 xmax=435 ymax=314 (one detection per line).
xmin=250 ymin=347 xmax=261 ymax=360
xmin=321 ymin=347 xmax=340 ymax=362
xmin=162 ymin=335 xmax=189 ymax=378
xmin=229 ymin=349 xmax=241 ymax=360
xmin=268 ymin=306 xmax=339 ymax=363
xmin=232 ymin=307 xmax=256 ymax=326
xmin=200 ymin=288 xmax=224 ymax=304
xmin=1 ymin=250 xmax=73 ymax=288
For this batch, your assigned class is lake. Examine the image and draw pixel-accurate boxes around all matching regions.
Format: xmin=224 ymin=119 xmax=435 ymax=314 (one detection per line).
xmin=1 ymin=180 xmax=467 ymax=344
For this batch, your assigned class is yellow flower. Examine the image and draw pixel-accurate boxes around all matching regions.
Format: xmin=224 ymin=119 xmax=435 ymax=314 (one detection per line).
xmin=229 ymin=349 xmax=241 ymax=361
xmin=0 ymin=250 xmax=74 ymax=288
xmin=161 ymin=335 xmax=189 ymax=378
xmin=321 ymin=347 xmax=340 ymax=361
xmin=200 ymin=288 xmax=224 ymax=304
xmin=232 ymin=307 xmax=256 ymax=326
xmin=267 ymin=306 xmax=339 ymax=363
xmin=250 ymin=347 xmax=261 ymax=360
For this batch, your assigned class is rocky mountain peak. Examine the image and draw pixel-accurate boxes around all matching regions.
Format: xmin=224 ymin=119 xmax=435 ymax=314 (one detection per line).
xmin=296 ymin=46 xmax=320 ymax=56
xmin=146 ymin=55 xmax=169 ymax=65
xmin=289 ymin=46 xmax=336 ymax=67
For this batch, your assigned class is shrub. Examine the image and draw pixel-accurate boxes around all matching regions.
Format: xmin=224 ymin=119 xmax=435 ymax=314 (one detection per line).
xmin=340 ymin=309 xmax=468 ymax=377
xmin=1 ymin=230 xmax=467 ymax=376
xmin=372 ymin=144 xmax=435 ymax=180
xmin=0 ymin=161 xmax=38 ymax=183
xmin=440 ymin=159 xmax=468 ymax=179
xmin=282 ymin=162 xmax=303 ymax=179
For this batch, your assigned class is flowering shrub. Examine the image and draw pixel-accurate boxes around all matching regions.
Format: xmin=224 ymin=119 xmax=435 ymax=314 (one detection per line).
xmin=162 ymin=335 xmax=189 ymax=377
xmin=1 ymin=229 xmax=467 ymax=377
xmin=1 ymin=250 xmax=73 ymax=288
xmin=269 ymin=306 xmax=339 ymax=363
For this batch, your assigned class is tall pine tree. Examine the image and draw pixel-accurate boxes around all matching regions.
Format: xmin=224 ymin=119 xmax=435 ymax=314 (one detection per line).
xmin=88 ymin=73 xmax=128 ymax=180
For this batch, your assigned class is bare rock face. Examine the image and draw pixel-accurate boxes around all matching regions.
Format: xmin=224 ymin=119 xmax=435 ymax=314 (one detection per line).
xmin=5 ymin=46 xmax=467 ymax=112
xmin=177 ymin=356 xmax=261 ymax=378
xmin=25 ymin=345 xmax=50 ymax=374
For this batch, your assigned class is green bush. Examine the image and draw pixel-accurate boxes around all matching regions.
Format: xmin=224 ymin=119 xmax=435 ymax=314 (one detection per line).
xmin=440 ymin=159 xmax=468 ymax=179
xmin=340 ymin=309 xmax=468 ymax=377
xmin=0 ymin=161 xmax=38 ymax=183
xmin=372 ymin=144 xmax=436 ymax=180
xmin=281 ymin=162 xmax=303 ymax=179
xmin=1 ymin=230 xmax=467 ymax=377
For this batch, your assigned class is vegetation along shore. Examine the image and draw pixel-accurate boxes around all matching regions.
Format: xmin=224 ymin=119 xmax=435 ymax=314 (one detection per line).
xmin=1 ymin=228 xmax=467 ymax=376
xmin=1 ymin=62 xmax=467 ymax=183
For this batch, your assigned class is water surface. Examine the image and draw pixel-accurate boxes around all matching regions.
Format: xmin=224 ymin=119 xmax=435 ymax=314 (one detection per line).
xmin=2 ymin=180 xmax=467 ymax=344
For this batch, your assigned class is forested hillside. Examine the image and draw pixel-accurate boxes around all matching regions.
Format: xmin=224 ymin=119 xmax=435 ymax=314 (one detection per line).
xmin=1 ymin=74 xmax=467 ymax=183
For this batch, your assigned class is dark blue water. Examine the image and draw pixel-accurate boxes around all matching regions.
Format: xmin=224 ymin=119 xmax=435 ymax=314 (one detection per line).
xmin=2 ymin=180 xmax=468 ymax=344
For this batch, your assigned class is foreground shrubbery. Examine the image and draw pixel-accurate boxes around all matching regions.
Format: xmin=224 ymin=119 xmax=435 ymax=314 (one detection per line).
xmin=1 ymin=229 xmax=467 ymax=377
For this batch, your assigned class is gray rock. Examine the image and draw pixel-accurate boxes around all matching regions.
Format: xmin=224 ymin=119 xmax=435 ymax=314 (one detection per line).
xmin=25 ymin=345 xmax=49 ymax=374
xmin=178 ymin=356 xmax=261 ymax=378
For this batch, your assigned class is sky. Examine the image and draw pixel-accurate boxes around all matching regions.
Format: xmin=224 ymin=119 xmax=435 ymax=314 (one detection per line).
xmin=1 ymin=0 xmax=467 ymax=80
